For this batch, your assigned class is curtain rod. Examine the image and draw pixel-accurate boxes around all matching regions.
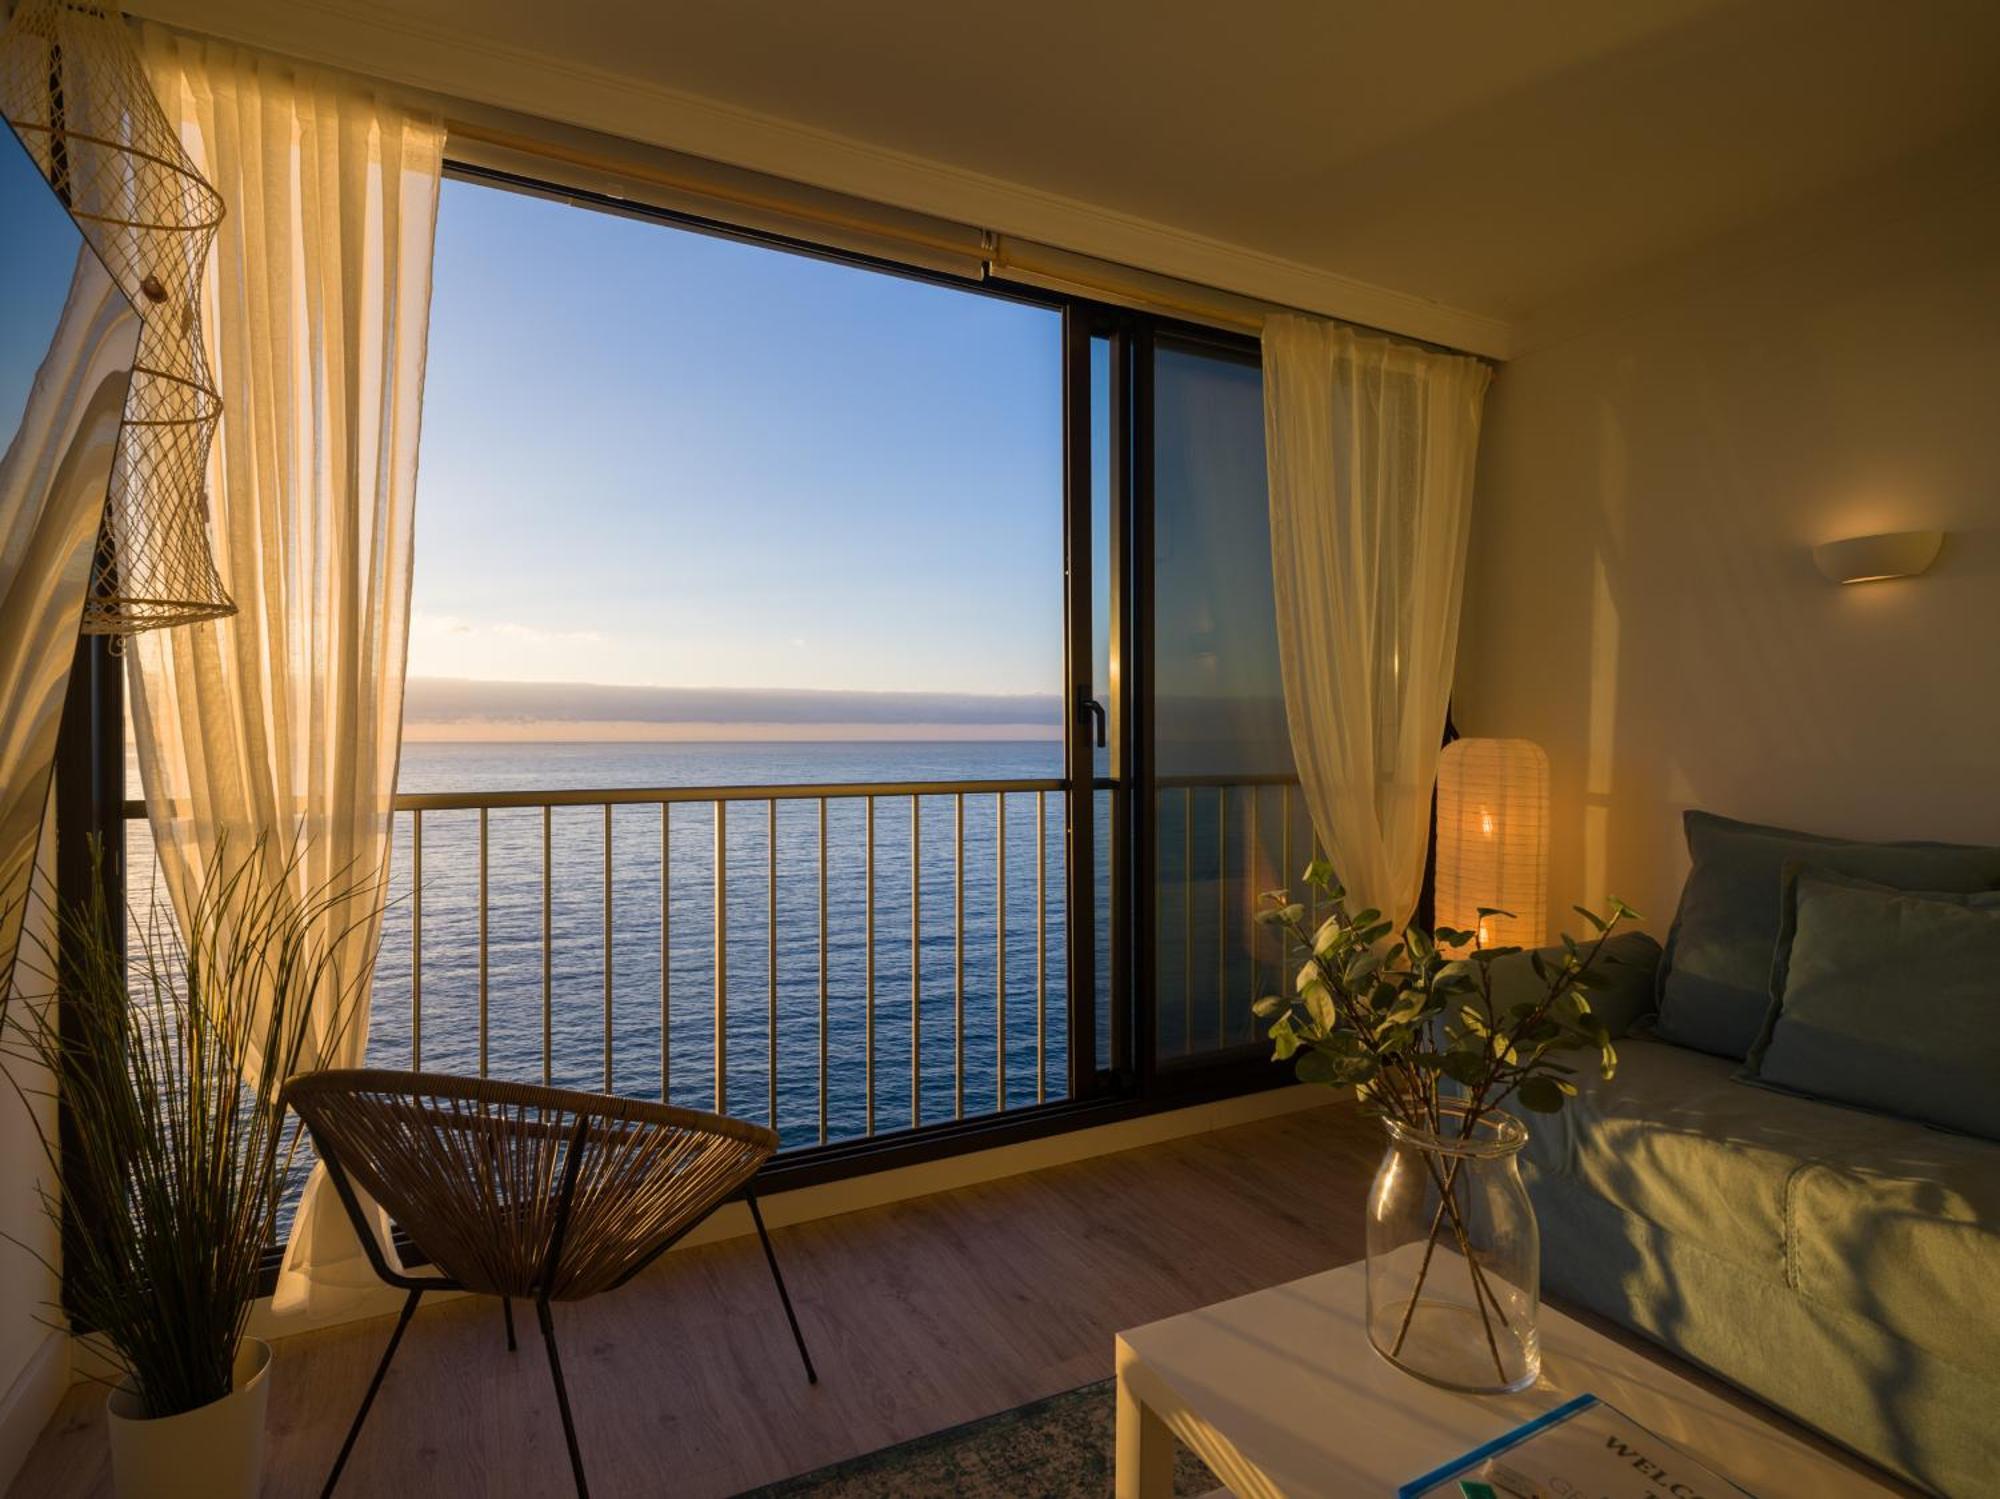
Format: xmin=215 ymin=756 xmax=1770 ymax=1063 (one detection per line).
xmin=444 ymin=117 xmax=1494 ymax=363
xmin=444 ymin=119 xmax=988 ymax=266
xmin=445 ymin=117 xmax=1282 ymax=339
xmin=985 ymin=239 xmax=1264 ymax=335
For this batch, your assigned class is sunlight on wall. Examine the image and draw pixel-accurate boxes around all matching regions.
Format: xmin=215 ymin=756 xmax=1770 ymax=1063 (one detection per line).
xmin=1582 ymin=552 xmax=1621 ymax=909
xmin=1457 ymin=158 xmax=2000 ymax=927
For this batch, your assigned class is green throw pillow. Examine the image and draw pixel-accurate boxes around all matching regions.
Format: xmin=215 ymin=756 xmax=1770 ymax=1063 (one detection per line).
xmin=1654 ymin=811 xmax=2000 ymax=1059
xmin=1740 ymin=864 xmax=2000 ymax=1140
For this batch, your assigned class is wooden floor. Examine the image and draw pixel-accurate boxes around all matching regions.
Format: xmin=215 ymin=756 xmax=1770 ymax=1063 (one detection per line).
xmin=12 ymin=1103 xmax=1910 ymax=1498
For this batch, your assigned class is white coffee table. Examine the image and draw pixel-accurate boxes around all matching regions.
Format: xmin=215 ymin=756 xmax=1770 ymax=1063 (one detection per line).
xmin=1114 ymin=1259 xmax=1896 ymax=1498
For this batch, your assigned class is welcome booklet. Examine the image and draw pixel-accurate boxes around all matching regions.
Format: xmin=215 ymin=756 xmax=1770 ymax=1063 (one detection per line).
xmin=1400 ymin=1394 xmax=1757 ymax=1499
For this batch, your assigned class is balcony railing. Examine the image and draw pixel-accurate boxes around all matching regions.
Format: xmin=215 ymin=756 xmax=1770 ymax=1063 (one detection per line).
xmin=385 ymin=777 xmax=1071 ymax=1145
xmin=121 ymin=771 xmax=1313 ymax=1160
xmin=1154 ymin=773 xmax=1320 ymax=1058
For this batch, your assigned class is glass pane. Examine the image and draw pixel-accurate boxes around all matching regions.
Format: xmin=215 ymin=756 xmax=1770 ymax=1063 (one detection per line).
xmin=1090 ymin=334 xmax=1114 ymax=1072
xmin=1150 ymin=336 xmax=1304 ymax=1064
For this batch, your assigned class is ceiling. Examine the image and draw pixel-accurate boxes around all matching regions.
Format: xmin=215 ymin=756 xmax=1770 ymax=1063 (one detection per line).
xmin=132 ymin=0 xmax=2000 ymax=342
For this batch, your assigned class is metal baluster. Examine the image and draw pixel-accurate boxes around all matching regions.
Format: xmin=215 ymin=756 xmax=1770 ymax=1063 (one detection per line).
xmin=672 ymin=811 xmax=680 ymax=1103
xmin=954 ymin=793 xmax=965 ymax=1120
xmin=542 ymin=805 xmax=552 ymax=1088
xmin=1248 ymin=784 xmax=1259 ymax=1042
xmin=865 ymin=794 xmax=876 ymax=1135
xmin=996 ymin=791 xmax=1007 ymax=1112
xmin=478 ymin=808 xmax=489 ymax=1078
xmin=1036 ymin=789 xmax=1046 ymax=1104
xmin=910 ymin=795 xmax=921 ymax=1129
xmin=603 ymin=805 xmax=614 ymax=1093
xmin=1217 ymin=788 xmax=1227 ymax=1053
xmin=660 ymin=803 xmax=670 ymax=1104
xmin=817 ymin=798 xmax=828 ymax=1145
xmin=715 ymin=801 xmax=728 ymax=1115
xmin=1183 ymin=788 xmax=1193 ymax=1057
xmin=411 ymin=809 xmax=423 ymax=1070
xmin=1282 ymin=785 xmax=1292 ymax=902
xmin=1281 ymin=784 xmax=1293 ymax=1042
xmin=768 ymin=798 xmax=778 ymax=1133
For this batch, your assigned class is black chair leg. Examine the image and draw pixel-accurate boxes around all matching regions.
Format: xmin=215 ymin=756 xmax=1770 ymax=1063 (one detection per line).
xmin=746 ymin=1188 xmax=817 ymax=1384
xmin=321 ymin=1286 xmax=423 ymax=1498
xmin=502 ymin=1294 xmax=518 ymax=1352
xmin=536 ymin=1296 xmax=590 ymax=1498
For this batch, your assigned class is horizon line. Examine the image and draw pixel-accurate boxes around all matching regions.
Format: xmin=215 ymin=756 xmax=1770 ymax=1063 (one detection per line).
xmin=403 ymin=676 xmax=1064 ymax=732
xmin=402 ymin=719 xmax=1060 ymax=744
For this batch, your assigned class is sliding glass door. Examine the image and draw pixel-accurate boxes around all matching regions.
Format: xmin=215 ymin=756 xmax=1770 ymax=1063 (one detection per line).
xmin=1064 ymin=314 xmax=1296 ymax=1100
xmin=1147 ymin=333 xmax=1304 ymax=1072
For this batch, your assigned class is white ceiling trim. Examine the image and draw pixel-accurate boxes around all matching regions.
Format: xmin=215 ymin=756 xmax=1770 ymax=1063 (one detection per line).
xmin=126 ymin=0 xmax=1516 ymax=357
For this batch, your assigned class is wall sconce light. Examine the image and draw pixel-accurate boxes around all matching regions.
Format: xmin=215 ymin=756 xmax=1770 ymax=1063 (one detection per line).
xmin=1811 ymin=530 xmax=1943 ymax=584
xmin=1435 ymin=738 xmax=1549 ymax=950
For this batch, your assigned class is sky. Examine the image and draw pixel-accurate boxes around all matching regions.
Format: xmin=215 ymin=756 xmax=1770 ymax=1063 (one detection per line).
xmin=0 ymin=127 xmax=96 ymax=437
xmin=409 ymin=177 xmax=1067 ymax=709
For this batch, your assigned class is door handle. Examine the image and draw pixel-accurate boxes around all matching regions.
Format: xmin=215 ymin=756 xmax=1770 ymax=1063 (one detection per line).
xmin=1081 ymin=695 xmax=1107 ymax=750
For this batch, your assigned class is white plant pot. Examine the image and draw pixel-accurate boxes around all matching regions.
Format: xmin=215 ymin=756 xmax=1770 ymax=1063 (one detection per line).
xmin=105 ymin=1338 xmax=271 ymax=1499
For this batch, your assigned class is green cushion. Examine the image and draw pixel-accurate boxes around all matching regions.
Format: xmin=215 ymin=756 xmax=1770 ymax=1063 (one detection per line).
xmin=1529 ymin=1164 xmax=2000 ymax=1497
xmin=1789 ymin=1128 xmax=2000 ymax=1375
xmin=1742 ymin=866 xmax=2000 ymax=1139
xmin=1654 ymin=811 xmax=2000 ymax=1059
xmin=1523 ymin=1038 xmax=1888 ymax=1280
xmin=1482 ymin=930 xmax=1661 ymax=1039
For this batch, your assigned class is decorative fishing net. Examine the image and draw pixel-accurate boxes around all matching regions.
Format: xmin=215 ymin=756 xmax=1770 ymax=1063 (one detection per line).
xmin=1 ymin=0 xmax=233 ymax=635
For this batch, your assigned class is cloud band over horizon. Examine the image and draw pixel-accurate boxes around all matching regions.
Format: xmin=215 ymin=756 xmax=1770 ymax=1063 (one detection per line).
xmin=403 ymin=676 xmax=1064 ymax=741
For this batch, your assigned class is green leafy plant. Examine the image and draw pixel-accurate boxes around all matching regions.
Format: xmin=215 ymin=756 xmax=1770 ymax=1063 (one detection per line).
xmin=1256 ymin=859 xmax=1638 ymax=1126
xmin=1255 ymin=857 xmax=1638 ymax=1378
xmin=1 ymin=839 xmax=374 ymax=1417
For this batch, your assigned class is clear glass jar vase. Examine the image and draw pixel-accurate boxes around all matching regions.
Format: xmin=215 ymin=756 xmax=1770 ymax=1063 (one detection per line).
xmin=1364 ymin=1102 xmax=1540 ymax=1394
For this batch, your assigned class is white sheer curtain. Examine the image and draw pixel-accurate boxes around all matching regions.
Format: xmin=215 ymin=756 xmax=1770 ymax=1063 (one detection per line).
xmin=131 ymin=29 xmax=442 ymax=1322
xmin=1261 ymin=314 xmax=1491 ymax=930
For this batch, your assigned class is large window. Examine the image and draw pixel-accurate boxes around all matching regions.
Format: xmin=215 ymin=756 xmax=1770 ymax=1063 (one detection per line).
xmin=112 ymin=167 xmax=1296 ymax=1217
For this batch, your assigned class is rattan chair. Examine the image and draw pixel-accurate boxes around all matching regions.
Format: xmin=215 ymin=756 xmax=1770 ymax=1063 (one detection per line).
xmin=284 ymin=1069 xmax=817 ymax=1498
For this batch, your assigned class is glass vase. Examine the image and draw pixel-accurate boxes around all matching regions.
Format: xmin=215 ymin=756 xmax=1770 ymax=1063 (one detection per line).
xmin=1364 ymin=1101 xmax=1540 ymax=1394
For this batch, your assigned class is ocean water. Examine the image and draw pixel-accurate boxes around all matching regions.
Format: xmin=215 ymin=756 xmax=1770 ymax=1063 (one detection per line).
xmin=126 ymin=741 xmax=1102 ymax=1156
xmin=371 ymin=740 xmax=1085 ymax=1147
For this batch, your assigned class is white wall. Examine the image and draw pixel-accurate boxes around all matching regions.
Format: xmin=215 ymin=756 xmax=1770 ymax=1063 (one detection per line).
xmin=1454 ymin=142 xmax=2000 ymax=931
xmin=0 ymin=811 xmax=66 ymax=1490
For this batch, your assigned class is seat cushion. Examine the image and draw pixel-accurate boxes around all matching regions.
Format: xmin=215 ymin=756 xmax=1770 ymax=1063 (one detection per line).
xmin=1654 ymin=811 xmax=2000 ymax=1060
xmin=1538 ymin=1038 xmax=2000 ymax=1380
xmin=1789 ymin=1131 xmax=2000 ymax=1376
xmin=1523 ymin=1039 xmax=1892 ymax=1281
xmin=1529 ymin=1164 xmax=2000 ymax=1498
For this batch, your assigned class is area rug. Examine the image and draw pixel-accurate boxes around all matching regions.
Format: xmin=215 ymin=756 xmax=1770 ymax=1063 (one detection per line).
xmin=734 ymin=1379 xmax=1219 ymax=1498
